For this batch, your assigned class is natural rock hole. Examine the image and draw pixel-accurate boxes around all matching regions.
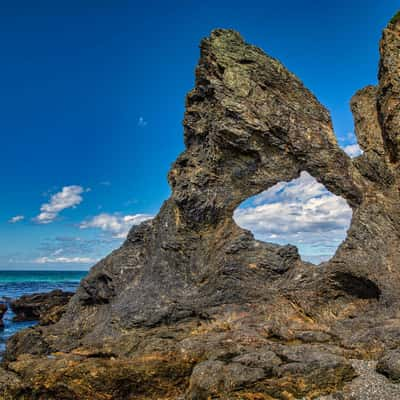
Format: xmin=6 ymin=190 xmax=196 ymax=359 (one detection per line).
xmin=333 ymin=272 xmax=381 ymax=300
xmin=234 ymin=171 xmax=353 ymax=264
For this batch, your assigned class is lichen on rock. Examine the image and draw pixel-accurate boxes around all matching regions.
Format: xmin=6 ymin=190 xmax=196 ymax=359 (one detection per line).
xmin=390 ymin=11 xmax=400 ymax=25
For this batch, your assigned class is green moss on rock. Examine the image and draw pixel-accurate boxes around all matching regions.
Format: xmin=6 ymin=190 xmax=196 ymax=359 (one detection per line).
xmin=390 ymin=11 xmax=400 ymax=25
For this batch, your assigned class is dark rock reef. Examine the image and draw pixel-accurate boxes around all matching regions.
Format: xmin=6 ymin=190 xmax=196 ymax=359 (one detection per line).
xmin=1 ymin=13 xmax=400 ymax=400
xmin=10 ymin=290 xmax=73 ymax=325
xmin=0 ymin=304 xmax=7 ymax=330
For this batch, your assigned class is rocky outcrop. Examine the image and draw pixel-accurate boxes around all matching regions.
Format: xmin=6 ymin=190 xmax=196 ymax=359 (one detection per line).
xmin=10 ymin=290 xmax=73 ymax=324
xmin=1 ymin=12 xmax=400 ymax=400
xmin=0 ymin=304 xmax=7 ymax=329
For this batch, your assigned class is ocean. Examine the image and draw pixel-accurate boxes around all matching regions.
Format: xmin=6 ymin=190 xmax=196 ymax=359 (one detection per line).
xmin=0 ymin=270 xmax=86 ymax=355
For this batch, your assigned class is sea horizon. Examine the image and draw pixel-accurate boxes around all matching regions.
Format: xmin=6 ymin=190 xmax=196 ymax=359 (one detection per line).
xmin=0 ymin=269 xmax=86 ymax=355
xmin=0 ymin=268 xmax=90 ymax=272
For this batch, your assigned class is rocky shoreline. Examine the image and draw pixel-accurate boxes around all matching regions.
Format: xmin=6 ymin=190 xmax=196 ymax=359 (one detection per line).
xmin=0 ymin=290 xmax=73 ymax=329
xmin=9 ymin=290 xmax=73 ymax=325
xmin=1 ymin=11 xmax=400 ymax=400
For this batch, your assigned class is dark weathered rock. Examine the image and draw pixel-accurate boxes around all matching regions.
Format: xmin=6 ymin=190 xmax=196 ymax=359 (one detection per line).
xmin=0 ymin=369 xmax=24 ymax=400
xmin=0 ymin=303 xmax=7 ymax=329
xmin=10 ymin=290 xmax=73 ymax=323
xmin=186 ymin=345 xmax=356 ymax=399
xmin=2 ymin=11 xmax=400 ymax=400
xmin=377 ymin=349 xmax=400 ymax=382
xmin=187 ymin=359 xmax=266 ymax=399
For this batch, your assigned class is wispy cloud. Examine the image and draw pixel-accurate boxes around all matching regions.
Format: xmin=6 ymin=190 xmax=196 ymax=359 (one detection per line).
xmin=343 ymin=143 xmax=362 ymax=158
xmin=137 ymin=117 xmax=148 ymax=127
xmin=34 ymin=236 xmax=118 ymax=267
xmin=80 ymin=213 xmax=153 ymax=238
xmin=2 ymin=236 xmax=108 ymax=269
xmin=34 ymin=185 xmax=88 ymax=224
xmin=38 ymin=236 xmax=115 ymax=255
xmin=234 ymin=172 xmax=352 ymax=263
xmin=34 ymin=256 xmax=96 ymax=264
xmin=8 ymin=215 xmax=24 ymax=224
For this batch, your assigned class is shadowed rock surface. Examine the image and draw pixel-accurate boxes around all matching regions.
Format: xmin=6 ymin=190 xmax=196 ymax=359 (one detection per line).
xmin=377 ymin=349 xmax=400 ymax=382
xmin=1 ymin=12 xmax=400 ymax=400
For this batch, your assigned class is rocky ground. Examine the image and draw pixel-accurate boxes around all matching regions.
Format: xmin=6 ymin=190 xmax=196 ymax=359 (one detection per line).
xmin=1 ymin=11 xmax=400 ymax=400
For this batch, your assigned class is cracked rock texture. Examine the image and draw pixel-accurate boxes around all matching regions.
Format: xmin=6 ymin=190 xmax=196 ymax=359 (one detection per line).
xmin=2 ymin=13 xmax=400 ymax=400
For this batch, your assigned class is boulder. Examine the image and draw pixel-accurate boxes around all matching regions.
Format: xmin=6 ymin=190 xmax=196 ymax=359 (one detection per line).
xmin=377 ymin=349 xmax=400 ymax=382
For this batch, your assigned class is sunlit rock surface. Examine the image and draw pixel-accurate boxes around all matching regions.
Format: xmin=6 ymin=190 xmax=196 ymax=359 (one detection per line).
xmin=2 ymin=13 xmax=400 ymax=400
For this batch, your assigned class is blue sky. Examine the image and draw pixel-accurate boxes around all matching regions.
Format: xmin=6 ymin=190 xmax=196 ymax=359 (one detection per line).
xmin=0 ymin=1 xmax=397 ymax=269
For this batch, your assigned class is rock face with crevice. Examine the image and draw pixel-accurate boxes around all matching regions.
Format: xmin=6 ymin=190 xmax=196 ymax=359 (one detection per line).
xmin=2 ymin=13 xmax=400 ymax=400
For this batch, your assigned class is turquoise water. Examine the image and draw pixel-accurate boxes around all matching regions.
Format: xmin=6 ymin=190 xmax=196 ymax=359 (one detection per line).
xmin=0 ymin=270 xmax=86 ymax=284
xmin=0 ymin=270 xmax=87 ymax=355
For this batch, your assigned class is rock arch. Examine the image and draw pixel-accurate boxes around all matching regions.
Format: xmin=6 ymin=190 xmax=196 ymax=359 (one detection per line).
xmin=7 ymin=26 xmax=400 ymax=351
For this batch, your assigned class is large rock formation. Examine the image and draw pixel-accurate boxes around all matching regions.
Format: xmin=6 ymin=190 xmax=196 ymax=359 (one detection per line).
xmin=1 ymin=13 xmax=400 ymax=400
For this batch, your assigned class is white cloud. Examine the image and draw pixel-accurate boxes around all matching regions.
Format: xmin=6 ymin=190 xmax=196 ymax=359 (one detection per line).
xmin=8 ymin=215 xmax=24 ymax=223
xmin=80 ymin=213 xmax=153 ymax=238
xmin=34 ymin=185 xmax=87 ymax=224
xmin=251 ymin=172 xmax=327 ymax=205
xmin=138 ymin=117 xmax=148 ymax=127
xmin=34 ymin=256 xmax=96 ymax=264
xmin=234 ymin=172 xmax=352 ymax=263
xmin=343 ymin=143 xmax=362 ymax=158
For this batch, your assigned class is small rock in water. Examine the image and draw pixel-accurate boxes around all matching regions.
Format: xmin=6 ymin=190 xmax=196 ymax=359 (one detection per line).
xmin=0 ymin=303 xmax=7 ymax=329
